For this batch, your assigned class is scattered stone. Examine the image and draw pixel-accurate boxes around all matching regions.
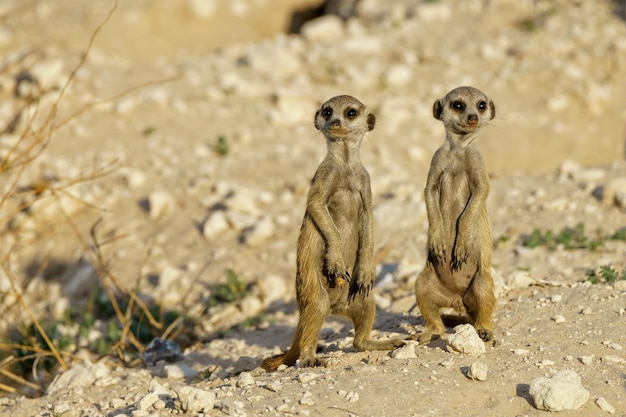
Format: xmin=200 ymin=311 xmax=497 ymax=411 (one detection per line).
xmin=299 ymin=391 xmax=315 ymax=406
xmin=552 ymin=315 xmax=566 ymax=324
xmin=579 ymin=355 xmax=594 ymax=365
xmin=595 ymin=397 xmax=616 ymax=414
xmin=203 ymin=210 xmax=230 ymax=238
xmin=46 ymin=362 xmax=110 ymax=395
xmin=529 ymin=370 xmax=589 ymax=411
xmin=236 ymin=372 xmax=255 ymax=388
xmin=297 ymin=372 xmax=319 ymax=384
xmin=265 ymin=380 xmax=282 ymax=392
xmin=164 ymin=363 xmax=199 ymax=379
xmin=390 ymin=342 xmax=417 ymax=359
xmin=466 ymin=361 xmax=488 ymax=381
xmin=241 ymin=216 xmax=275 ymax=246
xmin=147 ymin=190 xmax=175 ymax=219
xmin=601 ymin=355 xmax=625 ymax=365
xmin=338 ymin=390 xmax=359 ymax=403
xmin=447 ymin=324 xmax=486 ymax=355
xmin=301 ymin=15 xmax=344 ymax=43
xmin=176 ymin=386 xmax=216 ymax=413
xmin=507 ymin=271 xmax=535 ymax=289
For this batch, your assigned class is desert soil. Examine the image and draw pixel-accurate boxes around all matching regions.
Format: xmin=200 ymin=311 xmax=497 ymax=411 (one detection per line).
xmin=0 ymin=0 xmax=625 ymax=416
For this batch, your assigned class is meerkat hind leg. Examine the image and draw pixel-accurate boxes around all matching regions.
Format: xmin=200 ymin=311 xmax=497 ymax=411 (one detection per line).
xmin=415 ymin=269 xmax=448 ymax=344
xmin=350 ymin=296 xmax=404 ymax=351
xmin=463 ymin=271 xmax=495 ymax=342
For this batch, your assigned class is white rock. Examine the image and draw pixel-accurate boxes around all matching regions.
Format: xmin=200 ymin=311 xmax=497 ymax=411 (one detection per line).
xmin=300 ymin=391 xmax=315 ymax=406
xmin=236 ymin=372 xmax=255 ymax=388
xmin=580 ymin=355 xmax=594 ymax=365
xmin=226 ymin=188 xmax=261 ymax=216
xmin=187 ymin=0 xmax=218 ymax=19
xmin=595 ymin=397 xmax=616 ymax=414
xmin=203 ymin=210 xmax=230 ymax=238
xmin=601 ymin=355 xmax=625 ymax=365
xmin=226 ymin=211 xmax=256 ymax=231
xmin=601 ymin=177 xmax=626 ymax=209
xmin=390 ymin=342 xmax=417 ymax=359
xmin=301 ymin=15 xmax=344 ymax=43
xmin=383 ymin=64 xmax=412 ymax=87
xmin=176 ymin=386 xmax=216 ymax=413
xmin=148 ymin=190 xmax=175 ymax=219
xmin=416 ymin=2 xmax=452 ymax=21
xmin=447 ymin=324 xmax=486 ymax=355
xmin=297 ymin=372 xmax=319 ymax=384
xmin=265 ymin=380 xmax=282 ymax=392
xmin=269 ymin=94 xmax=313 ymax=125
xmin=164 ymin=364 xmax=199 ymax=379
xmin=138 ymin=392 xmax=160 ymax=411
xmin=31 ymin=59 xmax=65 ymax=89
xmin=507 ymin=270 xmax=535 ymax=289
xmin=466 ymin=361 xmax=488 ymax=381
xmin=240 ymin=295 xmax=264 ymax=316
xmin=552 ymin=315 xmax=566 ymax=324
xmin=547 ymin=94 xmax=570 ymax=112
xmin=529 ymin=370 xmax=589 ymax=411
xmin=257 ymin=274 xmax=288 ymax=305
xmin=46 ymin=362 xmax=110 ymax=395
xmin=241 ymin=216 xmax=275 ymax=246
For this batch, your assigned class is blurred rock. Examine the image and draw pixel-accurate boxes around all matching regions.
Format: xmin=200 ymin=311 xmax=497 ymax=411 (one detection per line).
xmin=447 ymin=324 xmax=486 ymax=355
xmin=529 ymin=370 xmax=589 ymax=412
xmin=176 ymin=386 xmax=215 ymax=413
xmin=466 ymin=361 xmax=488 ymax=381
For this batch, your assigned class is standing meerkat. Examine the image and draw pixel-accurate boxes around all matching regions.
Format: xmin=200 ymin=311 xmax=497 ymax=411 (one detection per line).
xmin=414 ymin=86 xmax=496 ymax=344
xmin=262 ymin=95 xmax=404 ymax=371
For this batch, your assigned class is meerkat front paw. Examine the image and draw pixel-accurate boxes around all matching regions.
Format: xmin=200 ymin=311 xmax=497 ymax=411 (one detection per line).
xmin=347 ymin=264 xmax=374 ymax=301
xmin=324 ymin=255 xmax=350 ymax=287
xmin=451 ymin=238 xmax=469 ymax=271
xmin=428 ymin=229 xmax=446 ymax=265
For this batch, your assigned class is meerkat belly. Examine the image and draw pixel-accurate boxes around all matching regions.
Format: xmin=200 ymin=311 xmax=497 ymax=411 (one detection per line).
xmin=437 ymin=173 xmax=479 ymax=291
xmin=328 ymin=187 xmax=361 ymax=270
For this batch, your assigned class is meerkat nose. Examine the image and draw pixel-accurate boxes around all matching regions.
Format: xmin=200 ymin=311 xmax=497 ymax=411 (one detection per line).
xmin=330 ymin=119 xmax=341 ymax=129
xmin=467 ymin=114 xmax=478 ymax=124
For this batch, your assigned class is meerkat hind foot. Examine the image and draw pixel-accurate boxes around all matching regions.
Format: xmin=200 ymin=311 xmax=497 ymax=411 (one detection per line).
xmin=476 ymin=328 xmax=493 ymax=342
xmin=412 ymin=331 xmax=441 ymax=345
xmin=300 ymin=356 xmax=327 ymax=368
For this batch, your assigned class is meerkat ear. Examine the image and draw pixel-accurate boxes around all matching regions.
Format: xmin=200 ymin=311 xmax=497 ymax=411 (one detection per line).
xmin=433 ymin=100 xmax=443 ymax=120
xmin=314 ymin=111 xmax=320 ymax=130
xmin=367 ymin=113 xmax=376 ymax=131
xmin=489 ymin=101 xmax=496 ymax=120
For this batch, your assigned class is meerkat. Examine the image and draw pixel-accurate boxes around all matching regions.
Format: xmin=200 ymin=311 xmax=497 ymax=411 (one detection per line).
xmin=262 ymin=95 xmax=404 ymax=371
xmin=414 ymin=86 xmax=496 ymax=344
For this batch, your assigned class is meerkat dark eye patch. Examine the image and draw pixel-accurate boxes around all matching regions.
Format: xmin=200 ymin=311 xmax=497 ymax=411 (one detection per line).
xmin=477 ymin=101 xmax=487 ymax=111
xmin=451 ymin=101 xmax=465 ymax=111
xmin=345 ymin=108 xmax=358 ymax=118
xmin=322 ymin=108 xmax=333 ymax=118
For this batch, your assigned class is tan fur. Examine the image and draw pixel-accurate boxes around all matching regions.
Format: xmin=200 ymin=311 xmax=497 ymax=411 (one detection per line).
xmin=414 ymin=86 xmax=496 ymax=344
xmin=262 ymin=95 xmax=404 ymax=371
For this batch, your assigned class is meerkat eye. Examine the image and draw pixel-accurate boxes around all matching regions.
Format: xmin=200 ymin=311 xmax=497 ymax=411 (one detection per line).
xmin=345 ymin=108 xmax=358 ymax=119
xmin=477 ymin=101 xmax=487 ymax=111
xmin=451 ymin=101 xmax=465 ymax=111
xmin=322 ymin=108 xmax=333 ymax=118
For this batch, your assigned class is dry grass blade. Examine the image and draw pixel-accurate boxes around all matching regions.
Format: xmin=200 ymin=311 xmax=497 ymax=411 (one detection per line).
xmin=0 ymin=264 xmax=68 ymax=371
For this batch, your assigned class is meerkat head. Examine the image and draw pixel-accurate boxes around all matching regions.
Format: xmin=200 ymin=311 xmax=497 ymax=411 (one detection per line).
xmin=314 ymin=95 xmax=375 ymax=142
xmin=433 ymin=86 xmax=495 ymax=138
